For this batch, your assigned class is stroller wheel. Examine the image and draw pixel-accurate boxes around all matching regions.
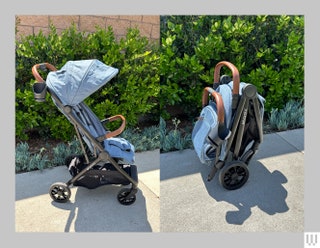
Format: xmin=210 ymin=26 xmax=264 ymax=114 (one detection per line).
xmin=49 ymin=182 xmax=71 ymax=203
xmin=117 ymin=188 xmax=136 ymax=205
xmin=219 ymin=161 xmax=249 ymax=190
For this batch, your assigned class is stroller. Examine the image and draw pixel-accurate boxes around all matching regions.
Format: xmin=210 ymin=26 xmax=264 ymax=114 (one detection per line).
xmin=192 ymin=61 xmax=265 ymax=190
xmin=31 ymin=59 xmax=138 ymax=205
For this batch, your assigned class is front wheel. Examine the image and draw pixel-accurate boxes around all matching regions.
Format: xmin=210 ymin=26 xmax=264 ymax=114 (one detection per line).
xmin=117 ymin=188 xmax=136 ymax=205
xmin=219 ymin=161 xmax=249 ymax=190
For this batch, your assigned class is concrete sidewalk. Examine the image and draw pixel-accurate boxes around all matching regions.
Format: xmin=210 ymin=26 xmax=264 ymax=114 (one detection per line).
xmin=160 ymin=128 xmax=304 ymax=232
xmin=15 ymin=129 xmax=304 ymax=232
xmin=15 ymin=150 xmax=160 ymax=232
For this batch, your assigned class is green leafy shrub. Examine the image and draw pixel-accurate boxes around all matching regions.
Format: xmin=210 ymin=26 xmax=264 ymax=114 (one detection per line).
xmin=160 ymin=15 xmax=304 ymax=119
xmin=16 ymin=23 xmax=160 ymax=141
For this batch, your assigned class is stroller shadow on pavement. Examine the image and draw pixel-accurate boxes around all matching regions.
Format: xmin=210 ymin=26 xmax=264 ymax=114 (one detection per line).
xmin=51 ymin=185 xmax=152 ymax=232
xmin=200 ymin=160 xmax=289 ymax=225
xmin=16 ymin=163 xmax=157 ymax=232
xmin=160 ymin=129 xmax=303 ymax=232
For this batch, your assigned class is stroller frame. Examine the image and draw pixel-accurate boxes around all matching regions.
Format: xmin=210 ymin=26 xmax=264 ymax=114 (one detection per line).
xmin=32 ymin=62 xmax=138 ymax=205
xmin=201 ymin=61 xmax=264 ymax=190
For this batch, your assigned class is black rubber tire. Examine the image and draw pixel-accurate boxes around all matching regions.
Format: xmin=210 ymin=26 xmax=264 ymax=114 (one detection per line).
xmin=117 ymin=188 xmax=136 ymax=205
xmin=49 ymin=182 xmax=71 ymax=203
xmin=219 ymin=161 xmax=249 ymax=190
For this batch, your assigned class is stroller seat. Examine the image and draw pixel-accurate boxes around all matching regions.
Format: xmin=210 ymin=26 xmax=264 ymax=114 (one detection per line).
xmin=70 ymin=102 xmax=135 ymax=164
xmin=31 ymin=59 xmax=138 ymax=205
xmin=192 ymin=61 xmax=265 ymax=190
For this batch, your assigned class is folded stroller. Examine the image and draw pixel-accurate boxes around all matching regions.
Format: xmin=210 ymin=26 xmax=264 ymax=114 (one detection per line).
xmin=31 ymin=59 xmax=138 ymax=205
xmin=192 ymin=61 xmax=265 ymax=190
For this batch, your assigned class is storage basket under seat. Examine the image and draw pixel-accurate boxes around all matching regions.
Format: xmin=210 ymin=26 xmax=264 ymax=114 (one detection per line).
xmin=73 ymin=163 xmax=138 ymax=189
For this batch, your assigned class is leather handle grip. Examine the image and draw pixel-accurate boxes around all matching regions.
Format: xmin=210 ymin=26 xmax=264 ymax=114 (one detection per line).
xmin=105 ymin=115 xmax=126 ymax=138
xmin=202 ymin=87 xmax=225 ymax=124
xmin=32 ymin=63 xmax=57 ymax=82
xmin=213 ymin=61 xmax=240 ymax=95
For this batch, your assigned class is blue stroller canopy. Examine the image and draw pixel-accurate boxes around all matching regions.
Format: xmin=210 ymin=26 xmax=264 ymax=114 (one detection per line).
xmin=46 ymin=59 xmax=119 ymax=106
xmin=44 ymin=59 xmax=135 ymax=163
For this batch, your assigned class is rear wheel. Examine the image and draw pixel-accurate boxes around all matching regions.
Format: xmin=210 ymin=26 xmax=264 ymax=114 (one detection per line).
xmin=219 ymin=161 xmax=249 ymax=190
xmin=49 ymin=182 xmax=71 ymax=203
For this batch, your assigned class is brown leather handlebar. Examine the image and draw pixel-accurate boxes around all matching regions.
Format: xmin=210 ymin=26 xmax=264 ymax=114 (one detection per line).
xmin=202 ymin=87 xmax=225 ymax=124
xmin=213 ymin=61 xmax=240 ymax=95
xmin=32 ymin=63 xmax=57 ymax=82
xmin=105 ymin=115 xmax=126 ymax=138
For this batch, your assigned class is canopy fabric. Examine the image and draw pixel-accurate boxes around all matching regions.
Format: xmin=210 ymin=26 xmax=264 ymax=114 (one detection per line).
xmin=46 ymin=59 xmax=119 ymax=106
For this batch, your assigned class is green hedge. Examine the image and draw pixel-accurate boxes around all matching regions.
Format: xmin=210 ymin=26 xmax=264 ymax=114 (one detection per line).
xmin=16 ymin=23 xmax=160 ymax=141
xmin=160 ymin=15 xmax=304 ymax=119
xmin=16 ymin=16 xmax=304 ymax=141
